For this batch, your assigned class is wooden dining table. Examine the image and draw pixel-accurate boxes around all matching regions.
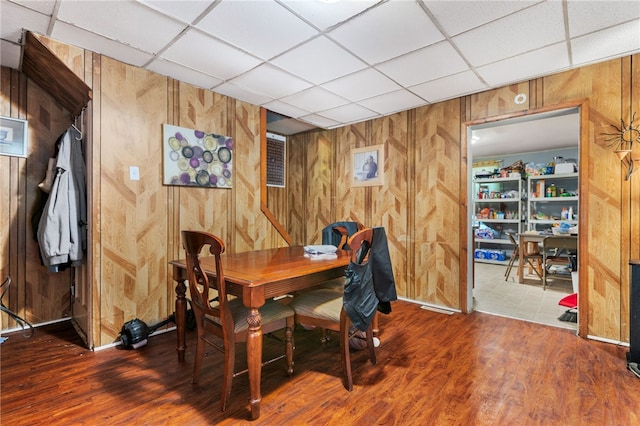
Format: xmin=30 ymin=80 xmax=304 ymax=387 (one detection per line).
xmin=169 ymin=245 xmax=351 ymax=420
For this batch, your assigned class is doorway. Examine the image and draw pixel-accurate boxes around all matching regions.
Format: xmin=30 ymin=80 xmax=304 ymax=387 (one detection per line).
xmin=467 ymin=106 xmax=581 ymax=330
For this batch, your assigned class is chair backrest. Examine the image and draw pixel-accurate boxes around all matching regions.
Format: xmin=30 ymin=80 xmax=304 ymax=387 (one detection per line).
xmin=347 ymin=228 xmax=374 ymax=264
xmin=330 ymin=222 xmax=365 ymax=250
xmin=332 ymin=225 xmax=349 ymax=249
xmin=181 ymin=230 xmax=231 ymax=323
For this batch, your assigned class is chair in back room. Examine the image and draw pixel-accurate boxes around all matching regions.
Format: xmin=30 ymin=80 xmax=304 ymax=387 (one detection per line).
xmin=504 ymin=232 xmax=543 ymax=282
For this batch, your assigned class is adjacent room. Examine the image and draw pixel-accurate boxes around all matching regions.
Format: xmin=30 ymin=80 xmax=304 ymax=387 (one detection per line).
xmin=469 ymin=109 xmax=580 ymax=331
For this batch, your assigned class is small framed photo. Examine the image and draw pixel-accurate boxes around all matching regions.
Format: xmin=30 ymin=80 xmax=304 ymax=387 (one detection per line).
xmin=0 ymin=116 xmax=28 ymax=158
xmin=351 ymin=144 xmax=384 ymax=187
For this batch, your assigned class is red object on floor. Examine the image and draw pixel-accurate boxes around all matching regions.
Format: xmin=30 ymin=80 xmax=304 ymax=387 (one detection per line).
xmin=559 ymin=293 xmax=578 ymax=308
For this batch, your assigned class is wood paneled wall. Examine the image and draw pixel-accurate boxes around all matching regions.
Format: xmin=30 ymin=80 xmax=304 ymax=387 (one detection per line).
xmin=93 ymin=59 xmax=279 ymax=346
xmin=1 ymin=36 xmax=284 ymax=347
xmin=288 ymin=55 xmax=640 ymax=343
xmin=1 ymin=31 xmax=638 ymax=346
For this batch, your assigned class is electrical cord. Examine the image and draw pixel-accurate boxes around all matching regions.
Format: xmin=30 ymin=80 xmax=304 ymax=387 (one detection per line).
xmin=1 ymin=276 xmax=34 ymax=338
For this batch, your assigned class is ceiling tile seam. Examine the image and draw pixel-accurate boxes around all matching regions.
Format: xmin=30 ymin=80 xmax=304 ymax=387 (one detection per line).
xmin=46 ymin=0 xmax=62 ymax=36
xmin=138 ymin=0 xmax=222 ymax=69
xmin=561 ymin=0 xmax=574 ymax=67
xmin=416 ymin=0 xmax=488 ymax=88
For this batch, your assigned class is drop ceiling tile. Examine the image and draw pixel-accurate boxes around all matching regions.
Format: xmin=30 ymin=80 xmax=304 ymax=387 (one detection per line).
xmin=280 ymin=87 xmax=350 ymax=113
xmin=229 ymin=63 xmax=313 ymax=99
xmin=280 ymin=0 xmax=380 ymax=30
xmin=476 ymin=42 xmax=570 ymax=87
xmin=161 ymin=29 xmax=261 ymax=80
xmin=212 ymin=82 xmax=273 ymax=106
xmin=453 ymin=1 xmax=564 ymax=67
xmin=376 ymin=41 xmax=469 ymax=87
xmin=261 ymin=100 xmax=311 ymax=119
xmin=317 ymin=103 xmax=377 ymax=124
xmin=321 ymin=67 xmax=401 ymax=102
xmin=424 ymin=0 xmax=538 ymax=36
xmin=328 ymin=1 xmax=443 ymax=64
xmin=567 ymin=1 xmax=640 ymax=37
xmin=11 ymin=0 xmax=57 ymax=15
xmin=146 ymin=58 xmax=223 ymax=89
xmin=299 ymin=113 xmax=341 ymax=129
xmin=571 ymin=19 xmax=640 ymax=67
xmin=271 ymin=36 xmax=366 ymax=84
xmin=138 ymin=0 xmax=215 ymax=24
xmin=0 ymin=39 xmax=21 ymax=70
xmin=1 ymin=1 xmax=50 ymax=43
xmin=195 ymin=0 xmax=317 ymax=60
xmin=51 ymin=22 xmax=153 ymax=68
xmin=359 ymin=90 xmax=426 ymax=116
xmin=409 ymin=71 xmax=487 ymax=103
xmin=57 ymin=0 xmax=186 ymax=53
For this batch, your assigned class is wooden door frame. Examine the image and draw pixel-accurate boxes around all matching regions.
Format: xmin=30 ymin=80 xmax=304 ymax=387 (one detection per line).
xmin=462 ymin=99 xmax=589 ymax=337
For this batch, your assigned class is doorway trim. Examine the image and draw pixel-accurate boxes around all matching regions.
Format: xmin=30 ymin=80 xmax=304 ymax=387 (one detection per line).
xmin=462 ymin=99 xmax=589 ymax=337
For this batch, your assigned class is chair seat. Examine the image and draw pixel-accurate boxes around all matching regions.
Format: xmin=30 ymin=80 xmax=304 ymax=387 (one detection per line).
xmin=314 ymin=277 xmax=345 ymax=292
xmin=207 ymin=298 xmax=295 ymax=333
xmin=289 ymin=288 xmax=343 ymax=322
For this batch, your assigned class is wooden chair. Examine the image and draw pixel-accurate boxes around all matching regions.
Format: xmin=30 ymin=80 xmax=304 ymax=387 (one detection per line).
xmin=504 ymin=232 xmax=543 ymax=281
xmin=542 ymin=236 xmax=577 ymax=290
xmin=315 ymin=224 xmax=359 ymax=291
xmin=181 ymin=230 xmax=295 ymax=411
xmin=289 ymin=228 xmax=377 ymax=391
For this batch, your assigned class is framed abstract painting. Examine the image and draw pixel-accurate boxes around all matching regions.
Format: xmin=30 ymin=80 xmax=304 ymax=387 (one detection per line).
xmin=163 ymin=123 xmax=233 ymax=188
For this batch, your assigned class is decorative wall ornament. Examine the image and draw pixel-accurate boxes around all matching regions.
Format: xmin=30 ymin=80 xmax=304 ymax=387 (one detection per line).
xmin=602 ymin=112 xmax=640 ymax=180
xmin=350 ymin=144 xmax=384 ymax=187
xmin=0 ymin=116 xmax=28 ymax=158
xmin=163 ymin=124 xmax=233 ymax=188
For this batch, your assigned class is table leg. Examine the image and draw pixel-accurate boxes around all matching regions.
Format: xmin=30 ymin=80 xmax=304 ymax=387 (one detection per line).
xmin=518 ymin=238 xmax=524 ymax=284
xmin=175 ymin=279 xmax=187 ymax=362
xmin=246 ymin=307 xmax=263 ymax=420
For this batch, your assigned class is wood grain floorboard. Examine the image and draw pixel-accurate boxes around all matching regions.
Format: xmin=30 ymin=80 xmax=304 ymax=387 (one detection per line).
xmin=1 ymin=301 xmax=638 ymax=425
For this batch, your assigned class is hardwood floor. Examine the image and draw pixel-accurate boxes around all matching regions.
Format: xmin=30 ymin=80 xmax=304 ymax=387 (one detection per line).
xmin=2 ymin=300 xmax=638 ymax=425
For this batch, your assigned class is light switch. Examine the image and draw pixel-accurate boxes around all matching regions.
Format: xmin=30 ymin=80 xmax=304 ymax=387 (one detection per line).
xmin=129 ymin=166 xmax=140 ymax=181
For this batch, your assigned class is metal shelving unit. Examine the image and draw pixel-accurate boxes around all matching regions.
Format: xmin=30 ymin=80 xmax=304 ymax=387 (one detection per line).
xmin=527 ymin=172 xmax=579 ymax=232
xmin=473 ymin=176 xmax=524 ymax=265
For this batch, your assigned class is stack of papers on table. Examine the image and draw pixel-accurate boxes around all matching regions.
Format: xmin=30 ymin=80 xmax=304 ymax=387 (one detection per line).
xmin=304 ymin=245 xmax=338 ymax=259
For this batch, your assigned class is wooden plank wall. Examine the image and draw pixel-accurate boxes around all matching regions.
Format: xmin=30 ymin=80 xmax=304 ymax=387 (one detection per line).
xmin=1 ymin=32 xmax=637 ymax=347
xmin=291 ymin=55 xmax=640 ymax=343
xmin=1 ymin=36 xmax=284 ymax=346
xmin=93 ymin=59 xmax=275 ymax=346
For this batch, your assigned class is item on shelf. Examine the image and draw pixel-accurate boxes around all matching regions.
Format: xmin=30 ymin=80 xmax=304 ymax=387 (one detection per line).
xmin=475 ymin=169 xmax=497 ymax=179
xmin=488 ymin=249 xmax=506 ymax=261
xmin=474 ymin=248 xmax=506 ymax=261
xmin=501 ymin=160 xmax=524 ymax=176
xmin=555 ymin=162 xmax=576 ymax=174
xmin=474 ymin=248 xmax=488 ymax=259
xmin=536 ymin=180 xmax=545 ymax=198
